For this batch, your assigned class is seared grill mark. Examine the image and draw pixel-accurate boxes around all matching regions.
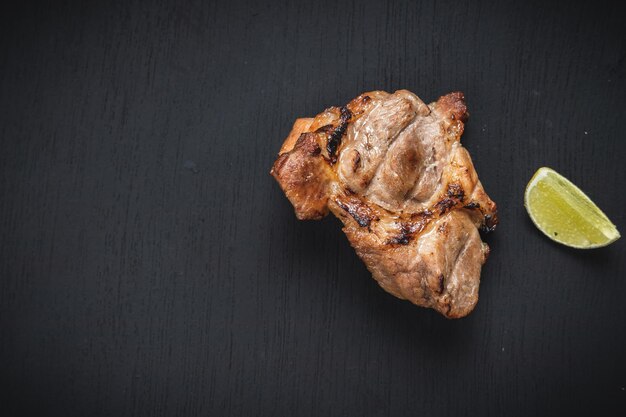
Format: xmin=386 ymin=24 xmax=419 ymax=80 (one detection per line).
xmin=387 ymin=212 xmax=433 ymax=245
xmin=336 ymin=196 xmax=376 ymax=227
xmin=388 ymin=223 xmax=412 ymax=245
xmin=326 ymin=106 xmax=352 ymax=160
xmin=437 ymin=274 xmax=445 ymax=294
xmin=446 ymin=183 xmax=465 ymax=201
xmin=463 ymin=200 xmax=499 ymax=234
xmin=434 ymin=198 xmax=456 ymax=214
xmin=411 ymin=209 xmax=433 ymax=219
xmin=434 ymin=183 xmax=465 ymax=214
xmin=352 ymin=151 xmax=361 ymax=172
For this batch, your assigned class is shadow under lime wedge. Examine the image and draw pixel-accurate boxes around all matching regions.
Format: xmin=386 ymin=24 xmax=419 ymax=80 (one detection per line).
xmin=524 ymin=167 xmax=620 ymax=249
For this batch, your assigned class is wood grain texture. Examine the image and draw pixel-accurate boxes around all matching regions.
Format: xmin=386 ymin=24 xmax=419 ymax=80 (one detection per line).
xmin=1 ymin=0 xmax=625 ymax=416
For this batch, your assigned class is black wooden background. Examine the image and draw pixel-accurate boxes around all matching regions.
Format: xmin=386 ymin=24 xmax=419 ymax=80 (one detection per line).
xmin=1 ymin=0 xmax=625 ymax=416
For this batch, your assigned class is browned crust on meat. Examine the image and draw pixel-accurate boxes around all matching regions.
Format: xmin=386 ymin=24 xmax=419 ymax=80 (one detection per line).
xmin=279 ymin=118 xmax=314 ymax=154
xmin=271 ymin=132 xmax=332 ymax=220
xmin=434 ymin=91 xmax=468 ymax=123
xmin=335 ymin=194 xmax=378 ymax=228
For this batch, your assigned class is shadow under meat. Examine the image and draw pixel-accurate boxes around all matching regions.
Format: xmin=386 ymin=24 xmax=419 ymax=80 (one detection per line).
xmin=270 ymin=182 xmax=491 ymax=358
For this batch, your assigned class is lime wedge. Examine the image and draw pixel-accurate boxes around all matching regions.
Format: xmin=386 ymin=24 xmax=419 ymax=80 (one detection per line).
xmin=524 ymin=167 xmax=620 ymax=249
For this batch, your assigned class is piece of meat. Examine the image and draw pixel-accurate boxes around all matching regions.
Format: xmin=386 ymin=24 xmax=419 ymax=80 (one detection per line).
xmin=270 ymin=90 xmax=498 ymax=318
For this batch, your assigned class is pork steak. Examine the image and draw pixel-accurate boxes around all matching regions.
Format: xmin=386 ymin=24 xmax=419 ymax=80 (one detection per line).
xmin=271 ymin=90 xmax=498 ymax=318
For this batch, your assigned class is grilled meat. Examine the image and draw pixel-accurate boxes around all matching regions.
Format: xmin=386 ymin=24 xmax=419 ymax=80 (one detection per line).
xmin=271 ymin=90 xmax=498 ymax=318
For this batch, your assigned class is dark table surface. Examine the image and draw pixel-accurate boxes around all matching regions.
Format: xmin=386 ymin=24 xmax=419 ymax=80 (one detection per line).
xmin=1 ymin=0 xmax=625 ymax=416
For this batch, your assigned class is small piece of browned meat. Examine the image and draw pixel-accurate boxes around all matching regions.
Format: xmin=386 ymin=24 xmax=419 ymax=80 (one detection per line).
xmin=270 ymin=90 xmax=498 ymax=318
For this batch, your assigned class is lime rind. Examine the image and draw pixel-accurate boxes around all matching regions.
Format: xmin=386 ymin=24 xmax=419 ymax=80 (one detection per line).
xmin=524 ymin=167 xmax=621 ymax=249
